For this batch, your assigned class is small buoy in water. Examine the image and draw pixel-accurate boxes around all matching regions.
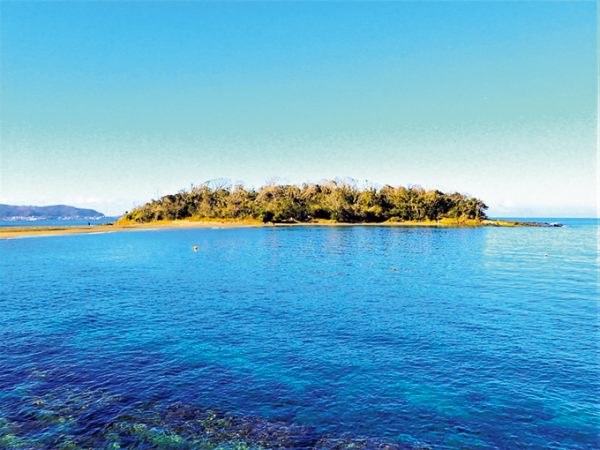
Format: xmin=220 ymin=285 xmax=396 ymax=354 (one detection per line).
xmin=192 ymin=245 xmax=198 ymax=252
xmin=544 ymin=253 xmax=548 ymax=257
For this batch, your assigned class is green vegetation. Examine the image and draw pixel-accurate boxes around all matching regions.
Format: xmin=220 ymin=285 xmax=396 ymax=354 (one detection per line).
xmin=121 ymin=180 xmax=488 ymax=224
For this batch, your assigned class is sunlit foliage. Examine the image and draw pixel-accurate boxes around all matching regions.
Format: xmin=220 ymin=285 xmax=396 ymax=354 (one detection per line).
xmin=122 ymin=180 xmax=488 ymax=223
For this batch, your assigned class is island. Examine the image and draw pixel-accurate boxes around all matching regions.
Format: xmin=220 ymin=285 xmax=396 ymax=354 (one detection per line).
xmin=120 ymin=181 xmax=489 ymax=224
xmin=0 ymin=181 xmax=562 ymax=239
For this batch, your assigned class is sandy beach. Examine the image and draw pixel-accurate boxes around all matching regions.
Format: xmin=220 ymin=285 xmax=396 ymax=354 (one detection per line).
xmin=0 ymin=218 xmax=536 ymax=239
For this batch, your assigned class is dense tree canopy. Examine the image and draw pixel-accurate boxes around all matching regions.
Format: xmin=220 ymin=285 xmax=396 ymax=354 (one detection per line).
xmin=121 ymin=180 xmax=488 ymax=223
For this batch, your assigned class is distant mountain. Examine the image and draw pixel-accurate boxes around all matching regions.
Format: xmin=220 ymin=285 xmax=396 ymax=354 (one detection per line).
xmin=0 ymin=204 xmax=105 ymax=220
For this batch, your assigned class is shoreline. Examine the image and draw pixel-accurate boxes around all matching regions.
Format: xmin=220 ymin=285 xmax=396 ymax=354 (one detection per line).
xmin=0 ymin=218 xmax=549 ymax=239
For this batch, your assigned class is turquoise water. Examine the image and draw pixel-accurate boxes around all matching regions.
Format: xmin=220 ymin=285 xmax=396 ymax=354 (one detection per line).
xmin=0 ymin=220 xmax=598 ymax=449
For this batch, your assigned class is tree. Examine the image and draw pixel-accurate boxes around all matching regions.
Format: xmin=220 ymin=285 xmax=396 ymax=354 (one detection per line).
xmin=120 ymin=180 xmax=487 ymax=223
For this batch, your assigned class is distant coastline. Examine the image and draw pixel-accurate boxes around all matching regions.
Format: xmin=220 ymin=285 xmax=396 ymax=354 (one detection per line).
xmin=0 ymin=204 xmax=105 ymax=221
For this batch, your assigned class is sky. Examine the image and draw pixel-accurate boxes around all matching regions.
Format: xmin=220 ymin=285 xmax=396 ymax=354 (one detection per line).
xmin=0 ymin=1 xmax=597 ymax=217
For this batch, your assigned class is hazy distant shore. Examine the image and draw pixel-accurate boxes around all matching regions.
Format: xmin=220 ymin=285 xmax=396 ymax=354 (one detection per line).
xmin=0 ymin=218 xmax=548 ymax=239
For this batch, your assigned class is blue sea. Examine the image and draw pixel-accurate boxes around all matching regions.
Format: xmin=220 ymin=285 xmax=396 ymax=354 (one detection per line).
xmin=0 ymin=217 xmax=119 ymax=227
xmin=0 ymin=219 xmax=598 ymax=449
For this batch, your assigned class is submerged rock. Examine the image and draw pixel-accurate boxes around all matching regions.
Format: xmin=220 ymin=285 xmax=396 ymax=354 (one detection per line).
xmin=0 ymin=374 xmax=429 ymax=450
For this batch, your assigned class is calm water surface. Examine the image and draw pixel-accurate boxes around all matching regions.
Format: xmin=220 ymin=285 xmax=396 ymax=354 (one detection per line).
xmin=0 ymin=217 xmax=118 ymax=227
xmin=1 ymin=220 xmax=598 ymax=449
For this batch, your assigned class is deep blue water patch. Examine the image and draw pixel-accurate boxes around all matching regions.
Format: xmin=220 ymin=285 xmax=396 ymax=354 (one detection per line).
xmin=0 ymin=220 xmax=598 ymax=449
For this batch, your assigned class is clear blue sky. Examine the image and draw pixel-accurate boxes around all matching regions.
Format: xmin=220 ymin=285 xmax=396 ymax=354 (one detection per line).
xmin=0 ymin=1 xmax=596 ymax=217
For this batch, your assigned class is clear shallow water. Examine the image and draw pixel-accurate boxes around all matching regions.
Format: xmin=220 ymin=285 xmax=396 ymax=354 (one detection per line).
xmin=0 ymin=220 xmax=598 ymax=449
